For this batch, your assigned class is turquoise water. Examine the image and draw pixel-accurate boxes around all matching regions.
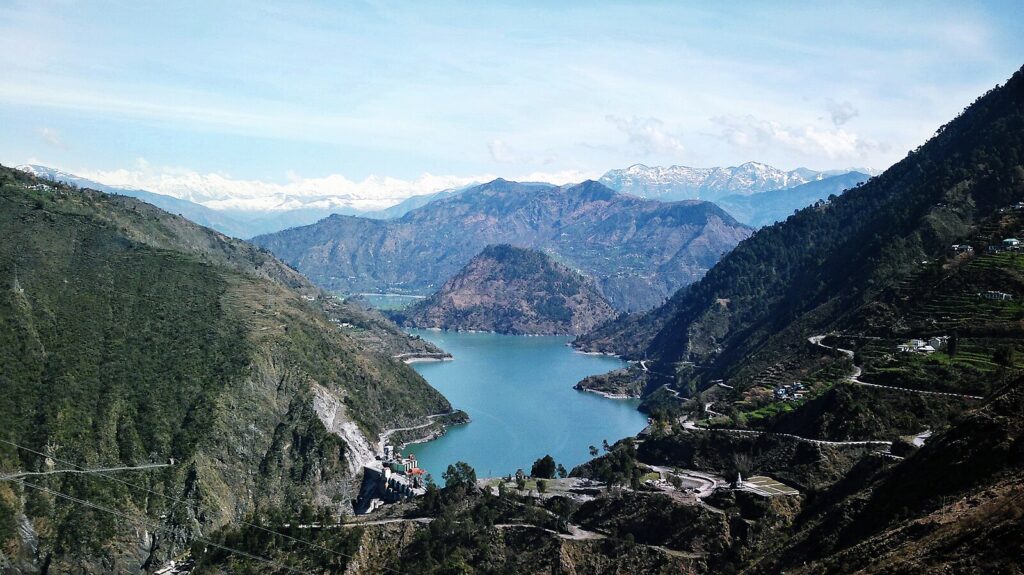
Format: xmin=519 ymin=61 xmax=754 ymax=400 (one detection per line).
xmin=405 ymin=330 xmax=647 ymax=479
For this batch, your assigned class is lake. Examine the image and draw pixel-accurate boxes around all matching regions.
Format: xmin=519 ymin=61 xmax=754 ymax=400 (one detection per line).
xmin=405 ymin=329 xmax=648 ymax=480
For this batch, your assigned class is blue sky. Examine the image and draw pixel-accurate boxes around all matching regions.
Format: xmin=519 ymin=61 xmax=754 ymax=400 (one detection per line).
xmin=1 ymin=1 xmax=1022 ymax=206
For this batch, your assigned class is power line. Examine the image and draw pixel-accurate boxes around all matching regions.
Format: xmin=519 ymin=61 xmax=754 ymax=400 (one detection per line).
xmin=0 ymin=438 xmax=407 ymax=575
xmin=9 ymin=477 xmax=310 ymax=575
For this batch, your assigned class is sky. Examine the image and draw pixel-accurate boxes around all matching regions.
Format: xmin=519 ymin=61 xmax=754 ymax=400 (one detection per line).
xmin=1 ymin=1 xmax=1022 ymax=209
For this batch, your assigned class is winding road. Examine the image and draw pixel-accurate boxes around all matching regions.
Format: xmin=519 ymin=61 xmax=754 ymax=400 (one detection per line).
xmin=808 ymin=335 xmax=984 ymax=400
xmin=377 ymin=412 xmax=453 ymax=454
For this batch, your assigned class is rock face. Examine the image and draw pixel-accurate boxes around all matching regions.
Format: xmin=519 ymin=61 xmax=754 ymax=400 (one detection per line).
xmin=398 ymin=245 xmax=618 ymax=335
xmin=253 ymin=179 xmax=752 ymax=311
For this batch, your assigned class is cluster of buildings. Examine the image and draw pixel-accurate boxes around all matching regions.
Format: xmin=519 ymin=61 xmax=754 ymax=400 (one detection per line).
xmin=382 ymin=445 xmax=426 ymax=479
xmin=354 ymin=446 xmax=427 ymax=515
xmin=980 ymin=290 xmax=1014 ymax=301
xmin=897 ymin=336 xmax=948 ymax=354
xmin=774 ymin=382 xmax=806 ymax=401
xmin=987 ymin=238 xmax=1021 ymax=254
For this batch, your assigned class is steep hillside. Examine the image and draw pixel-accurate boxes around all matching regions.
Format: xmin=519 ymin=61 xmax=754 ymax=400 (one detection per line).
xmin=756 ymin=380 xmax=1024 ymax=574
xmin=0 ymin=166 xmax=453 ymax=573
xmin=395 ymin=245 xmax=618 ymax=335
xmin=716 ymin=171 xmax=870 ymax=227
xmin=599 ymin=162 xmax=836 ymax=202
xmin=580 ymin=66 xmax=1024 ymax=382
xmin=253 ymin=180 xmax=752 ymax=311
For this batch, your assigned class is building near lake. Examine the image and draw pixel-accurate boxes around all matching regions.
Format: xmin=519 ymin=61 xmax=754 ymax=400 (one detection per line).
xmin=981 ymin=290 xmax=1014 ymax=301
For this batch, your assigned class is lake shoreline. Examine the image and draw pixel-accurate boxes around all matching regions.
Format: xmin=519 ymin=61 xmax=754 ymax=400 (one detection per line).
xmin=404 ymin=329 xmax=646 ymax=478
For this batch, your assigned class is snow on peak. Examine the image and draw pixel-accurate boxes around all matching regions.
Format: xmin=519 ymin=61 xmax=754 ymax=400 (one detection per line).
xmin=599 ymin=162 xmax=849 ymax=201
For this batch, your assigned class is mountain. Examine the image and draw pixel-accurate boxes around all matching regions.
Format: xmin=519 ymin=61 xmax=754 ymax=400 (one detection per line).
xmin=15 ymin=165 xmax=369 ymax=238
xmin=598 ymin=162 xmax=843 ymax=202
xmin=361 ymin=185 xmax=473 ymax=219
xmin=716 ymin=171 xmax=871 ymax=227
xmin=393 ymin=244 xmax=618 ymax=335
xmin=252 ymin=179 xmax=753 ymax=311
xmin=16 ymin=164 xmax=258 ymax=238
xmin=577 ymin=64 xmax=1024 ymax=423
xmin=0 ymin=165 xmax=456 ymax=572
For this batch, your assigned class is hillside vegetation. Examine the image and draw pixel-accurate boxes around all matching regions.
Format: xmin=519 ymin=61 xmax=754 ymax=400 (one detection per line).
xmin=253 ymin=179 xmax=752 ymax=311
xmin=394 ymin=244 xmax=618 ymax=335
xmin=0 ymin=166 xmax=452 ymax=573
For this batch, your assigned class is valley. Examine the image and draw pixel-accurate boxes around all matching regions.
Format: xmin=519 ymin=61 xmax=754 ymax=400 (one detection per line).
xmin=251 ymin=179 xmax=753 ymax=311
xmin=1 ymin=5 xmax=1022 ymax=571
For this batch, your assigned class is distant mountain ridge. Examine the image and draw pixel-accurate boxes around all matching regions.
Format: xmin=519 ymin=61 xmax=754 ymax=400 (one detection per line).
xmin=15 ymin=165 xmax=470 ymax=238
xmin=577 ymin=66 xmax=1024 ymax=384
xmin=394 ymin=244 xmax=618 ymax=335
xmin=599 ymin=162 xmax=865 ymax=202
xmin=252 ymin=179 xmax=753 ymax=311
xmin=716 ymin=171 xmax=871 ymax=227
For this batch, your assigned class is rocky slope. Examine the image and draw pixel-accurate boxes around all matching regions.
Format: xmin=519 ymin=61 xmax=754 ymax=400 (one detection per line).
xmin=0 ymin=166 xmax=453 ymax=574
xmin=598 ymin=162 xmax=838 ymax=202
xmin=253 ymin=179 xmax=752 ymax=311
xmin=395 ymin=244 xmax=618 ymax=335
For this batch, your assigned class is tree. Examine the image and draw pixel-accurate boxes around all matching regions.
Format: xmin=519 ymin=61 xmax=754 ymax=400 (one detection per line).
xmin=515 ymin=469 xmax=527 ymax=492
xmin=537 ymin=479 xmax=548 ymax=494
xmin=994 ymin=344 xmax=1015 ymax=367
xmin=442 ymin=461 xmax=477 ymax=489
xmin=589 ymin=445 xmax=599 ymax=457
xmin=531 ymin=454 xmax=556 ymax=479
xmin=556 ymin=464 xmax=568 ymax=478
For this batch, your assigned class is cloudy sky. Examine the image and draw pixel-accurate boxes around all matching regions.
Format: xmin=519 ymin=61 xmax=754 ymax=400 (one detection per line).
xmin=1 ymin=1 xmax=1022 ymax=207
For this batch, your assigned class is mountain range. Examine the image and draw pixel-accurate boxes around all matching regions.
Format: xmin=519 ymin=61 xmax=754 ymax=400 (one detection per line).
xmin=394 ymin=244 xmax=618 ymax=335
xmin=599 ymin=162 xmax=871 ymax=202
xmin=15 ymin=165 xmax=473 ymax=239
xmin=715 ymin=170 xmax=871 ymax=227
xmin=251 ymin=179 xmax=754 ymax=311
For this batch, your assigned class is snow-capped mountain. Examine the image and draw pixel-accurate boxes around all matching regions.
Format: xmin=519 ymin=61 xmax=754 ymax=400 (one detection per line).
xmin=599 ymin=162 xmax=849 ymax=201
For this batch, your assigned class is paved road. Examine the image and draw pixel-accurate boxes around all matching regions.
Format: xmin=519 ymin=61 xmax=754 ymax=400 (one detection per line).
xmin=679 ymin=415 xmax=890 ymax=447
xmin=378 ymin=412 xmax=452 ymax=453
xmin=808 ymin=335 xmax=983 ymax=400
xmin=0 ymin=463 xmax=172 ymax=482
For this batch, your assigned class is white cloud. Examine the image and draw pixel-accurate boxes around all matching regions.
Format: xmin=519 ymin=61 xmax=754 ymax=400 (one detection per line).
xmin=606 ymin=115 xmax=685 ymax=156
xmin=488 ymin=139 xmax=519 ymax=163
xmin=38 ymin=127 xmax=67 ymax=149
xmin=825 ymin=99 xmax=859 ymax=126
xmin=712 ymin=115 xmax=887 ymax=160
xmin=73 ymin=160 xmax=593 ymax=212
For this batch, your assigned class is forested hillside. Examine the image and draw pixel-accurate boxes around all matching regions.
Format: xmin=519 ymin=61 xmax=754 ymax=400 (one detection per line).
xmin=0 ymin=166 xmax=453 ymax=573
xmin=395 ymin=244 xmax=618 ymax=335
xmin=253 ymin=180 xmax=752 ymax=311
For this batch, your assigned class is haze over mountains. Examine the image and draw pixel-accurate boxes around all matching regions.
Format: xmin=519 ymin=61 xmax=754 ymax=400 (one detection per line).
xmin=252 ymin=179 xmax=753 ymax=311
